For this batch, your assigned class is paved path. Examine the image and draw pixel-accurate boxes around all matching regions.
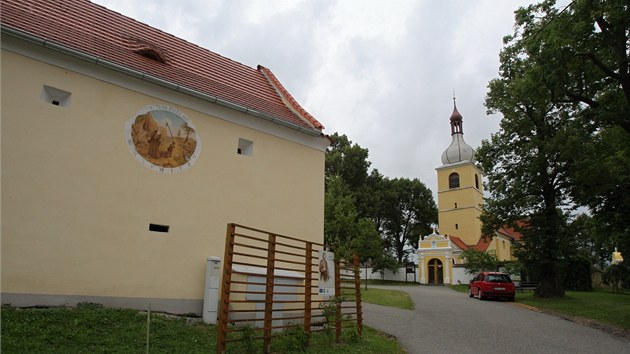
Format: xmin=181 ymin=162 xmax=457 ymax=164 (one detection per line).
xmin=362 ymin=285 xmax=630 ymax=354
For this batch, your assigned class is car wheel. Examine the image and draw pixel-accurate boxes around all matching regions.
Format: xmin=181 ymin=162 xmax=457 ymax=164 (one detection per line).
xmin=478 ymin=290 xmax=485 ymax=300
xmin=468 ymin=288 xmax=474 ymax=298
xmin=507 ymin=296 xmax=515 ymax=302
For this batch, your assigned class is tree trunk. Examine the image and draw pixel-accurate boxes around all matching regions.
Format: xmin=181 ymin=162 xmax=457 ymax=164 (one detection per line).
xmin=534 ymin=162 xmax=566 ymax=298
xmin=535 ymin=261 xmax=565 ymax=298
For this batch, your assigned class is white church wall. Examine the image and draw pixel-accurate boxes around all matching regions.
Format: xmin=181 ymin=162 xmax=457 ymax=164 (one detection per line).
xmin=451 ymin=266 xmax=471 ymax=285
xmin=359 ymin=267 xmax=419 ymax=283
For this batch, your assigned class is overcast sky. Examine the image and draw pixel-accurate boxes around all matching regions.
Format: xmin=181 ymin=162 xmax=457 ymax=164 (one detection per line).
xmin=93 ymin=0 xmax=538 ymax=198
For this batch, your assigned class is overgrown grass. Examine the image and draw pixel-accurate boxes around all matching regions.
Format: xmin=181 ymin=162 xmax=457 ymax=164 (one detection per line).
xmin=360 ymin=288 xmax=414 ymax=310
xmin=1 ymin=303 xmax=403 ymax=353
xmin=449 ymin=285 xmax=630 ymax=330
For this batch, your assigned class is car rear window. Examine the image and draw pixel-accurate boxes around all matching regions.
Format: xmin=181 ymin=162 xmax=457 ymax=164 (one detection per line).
xmin=486 ymin=274 xmax=511 ymax=283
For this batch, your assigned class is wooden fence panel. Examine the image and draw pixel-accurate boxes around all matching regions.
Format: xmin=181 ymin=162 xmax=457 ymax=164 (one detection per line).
xmin=216 ymin=223 xmax=362 ymax=353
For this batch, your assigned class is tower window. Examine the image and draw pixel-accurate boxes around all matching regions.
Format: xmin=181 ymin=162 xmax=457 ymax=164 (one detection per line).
xmin=475 ymin=174 xmax=480 ymax=189
xmin=454 ymin=202 xmax=458 ymax=209
xmin=449 ymin=173 xmax=460 ymax=189
xmin=455 ymin=224 xmax=459 ymax=230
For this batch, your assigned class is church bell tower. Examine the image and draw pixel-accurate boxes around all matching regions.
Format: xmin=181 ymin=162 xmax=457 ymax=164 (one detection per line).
xmin=436 ymin=100 xmax=484 ymax=246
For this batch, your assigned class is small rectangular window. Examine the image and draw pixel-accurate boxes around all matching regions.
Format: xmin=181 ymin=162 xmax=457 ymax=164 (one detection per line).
xmin=41 ymin=85 xmax=72 ymax=107
xmin=149 ymin=223 xmax=170 ymax=233
xmin=237 ymin=138 xmax=253 ymax=156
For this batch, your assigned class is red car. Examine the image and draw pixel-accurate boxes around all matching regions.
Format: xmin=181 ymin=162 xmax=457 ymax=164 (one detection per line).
xmin=468 ymin=271 xmax=515 ymax=301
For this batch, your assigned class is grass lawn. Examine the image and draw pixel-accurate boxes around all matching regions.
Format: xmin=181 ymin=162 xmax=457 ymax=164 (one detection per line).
xmin=1 ymin=303 xmax=404 ymax=353
xmin=450 ymin=285 xmax=630 ymax=330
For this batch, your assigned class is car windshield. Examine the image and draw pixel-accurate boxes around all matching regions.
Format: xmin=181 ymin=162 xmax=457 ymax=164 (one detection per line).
xmin=486 ymin=274 xmax=511 ymax=283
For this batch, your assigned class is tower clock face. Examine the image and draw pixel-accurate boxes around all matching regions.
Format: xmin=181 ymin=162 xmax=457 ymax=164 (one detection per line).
xmin=125 ymin=104 xmax=202 ymax=173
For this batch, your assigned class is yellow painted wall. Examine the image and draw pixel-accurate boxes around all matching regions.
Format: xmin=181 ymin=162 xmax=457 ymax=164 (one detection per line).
xmin=491 ymin=237 xmax=515 ymax=262
xmin=418 ymin=235 xmax=454 ymax=284
xmin=1 ymin=49 xmax=326 ymax=302
xmin=436 ymin=162 xmax=483 ymax=245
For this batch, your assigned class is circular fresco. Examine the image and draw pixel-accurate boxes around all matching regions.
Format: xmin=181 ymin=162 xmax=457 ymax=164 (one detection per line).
xmin=125 ymin=105 xmax=201 ymax=173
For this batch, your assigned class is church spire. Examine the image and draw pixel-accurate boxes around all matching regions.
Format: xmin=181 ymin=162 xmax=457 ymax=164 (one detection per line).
xmin=450 ymin=97 xmax=463 ymax=135
xmin=440 ymin=98 xmax=476 ymax=165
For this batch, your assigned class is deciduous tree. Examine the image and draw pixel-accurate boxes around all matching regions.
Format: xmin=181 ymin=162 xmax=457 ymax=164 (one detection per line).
xmin=479 ymin=0 xmax=630 ymax=297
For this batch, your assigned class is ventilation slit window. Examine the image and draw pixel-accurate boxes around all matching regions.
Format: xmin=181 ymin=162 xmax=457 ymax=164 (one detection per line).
xmin=41 ymin=85 xmax=71 ymax=107
xmin=237 ymin=138 xmax=253 ymax=156
xmin=149 ymin=223 xmax=170 ymax=233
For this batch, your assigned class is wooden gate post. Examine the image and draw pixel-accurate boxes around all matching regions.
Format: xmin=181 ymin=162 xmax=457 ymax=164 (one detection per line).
xmin=334 ymin=257 xmax=341 ymax=343
xmin=217 ymin=223 xmax=235 ymax=354
xmin=263 ymin=233 xmax=277 ymax=353
xmin=304 ymin=242 xmax=313 ymax=334
xmin=353 ymin=254 xmax=363 ymax=336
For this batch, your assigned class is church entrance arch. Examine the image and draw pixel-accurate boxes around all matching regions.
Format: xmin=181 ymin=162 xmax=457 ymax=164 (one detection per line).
xmin=428 ymin=258 xmax=443 ymax=284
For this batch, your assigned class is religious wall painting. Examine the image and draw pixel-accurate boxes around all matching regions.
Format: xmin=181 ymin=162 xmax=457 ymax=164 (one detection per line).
xmin=125 ymin=105 xmax=201 ymax=173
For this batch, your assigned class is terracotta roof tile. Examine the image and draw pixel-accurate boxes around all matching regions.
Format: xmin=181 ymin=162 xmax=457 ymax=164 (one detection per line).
xmin=1 ymin=0 xmax=324 ymax=132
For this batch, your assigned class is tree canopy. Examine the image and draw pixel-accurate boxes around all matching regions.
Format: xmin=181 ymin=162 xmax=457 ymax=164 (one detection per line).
xmin=478 ymin=0 xmax=629 ymax=297
xmin=323 ymin=133 xmax=437 ymax=268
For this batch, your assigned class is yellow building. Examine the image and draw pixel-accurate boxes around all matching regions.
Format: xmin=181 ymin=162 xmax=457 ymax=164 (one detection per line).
xmin=418 ymin=101 xmax=520 ymax=285
xmin=1 ymin=0 xmax=329 ymax=315
xmin=612 ymin=248 xmax=624 ymax=264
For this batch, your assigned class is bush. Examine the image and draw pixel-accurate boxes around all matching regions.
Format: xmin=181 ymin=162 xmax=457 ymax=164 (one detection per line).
xmin=563 ymin=256 xmax=593 ymax=291
xmin=602 ymin=262 xmax=630 ymax=293
xmin=280 ymin=324 xmax=311 ymax=352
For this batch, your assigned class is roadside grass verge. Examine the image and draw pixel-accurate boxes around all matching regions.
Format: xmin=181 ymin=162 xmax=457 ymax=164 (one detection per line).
xmin=361 ymin=279 xmax=420 ymax=287
xmin=450 ymin=285 xmax=630 ymax=330
xmin=450 ymin=284 xmax=468 ymax=293
xmin=517 ymin=289 xmax=630 ymax=330
xmin=359 ymin=288 xmax=414 ymax=310
xmin=1 ymin=303 xmax=403 ymax=353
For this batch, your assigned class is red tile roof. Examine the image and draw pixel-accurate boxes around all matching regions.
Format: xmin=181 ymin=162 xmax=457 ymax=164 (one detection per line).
xmin=449 ymin=236 xmax=469 ymax=251
xmin=474 ymin=237 xmax=491 ymax=252
xmin=1 ymin=0 xmax=324 ymax=133
xmin=497 ymin=223 xmax=524 ymax=242
xmin=449 ymin=235 xmax=491 ymax=252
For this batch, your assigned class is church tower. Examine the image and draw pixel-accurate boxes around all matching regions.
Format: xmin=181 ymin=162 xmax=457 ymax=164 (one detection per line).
xmin=436 ymin=100 xmax=483 ymax=246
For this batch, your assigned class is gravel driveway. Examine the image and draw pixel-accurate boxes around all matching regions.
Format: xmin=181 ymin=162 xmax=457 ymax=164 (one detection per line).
xmin=362 ymin=285 xmax=630 ymax=354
